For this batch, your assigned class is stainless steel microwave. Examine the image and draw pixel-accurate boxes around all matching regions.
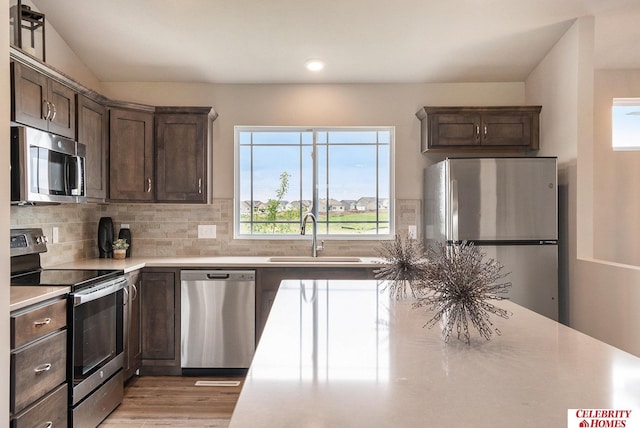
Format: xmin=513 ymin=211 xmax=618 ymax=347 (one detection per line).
xmin=11 ymin=126 xmax=86 ymax=204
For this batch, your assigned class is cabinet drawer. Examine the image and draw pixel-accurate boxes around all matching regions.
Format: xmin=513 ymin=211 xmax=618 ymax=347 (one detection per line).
xmin=11 ymin=330 xmax=67 ymax=414
xmin=11 ymin=383 xmax=68 ymax=428
xmin=11 ymin=299 xmax=67 ymax=349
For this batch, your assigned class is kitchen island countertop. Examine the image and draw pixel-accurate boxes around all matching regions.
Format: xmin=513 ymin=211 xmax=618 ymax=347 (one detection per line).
xmin=229 ymin=279 xmax=640 ymax=427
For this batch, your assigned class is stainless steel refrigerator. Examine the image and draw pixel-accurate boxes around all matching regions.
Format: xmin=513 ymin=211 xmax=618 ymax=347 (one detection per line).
xmin=424 ymin=157 xmax=558 ymax=320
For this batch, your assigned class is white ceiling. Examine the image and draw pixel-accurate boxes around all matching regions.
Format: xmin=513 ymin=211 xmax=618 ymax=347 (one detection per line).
xmin=32 ymin=0 xmax=640 ymax=84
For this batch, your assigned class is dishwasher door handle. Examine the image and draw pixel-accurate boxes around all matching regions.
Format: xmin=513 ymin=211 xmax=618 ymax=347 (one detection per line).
xmin=206 ymin=273 xmax=230 ymax=280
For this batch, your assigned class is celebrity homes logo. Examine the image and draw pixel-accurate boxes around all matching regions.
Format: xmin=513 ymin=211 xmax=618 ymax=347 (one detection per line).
xmin=568 ymin=409 xmax=639 ymax=428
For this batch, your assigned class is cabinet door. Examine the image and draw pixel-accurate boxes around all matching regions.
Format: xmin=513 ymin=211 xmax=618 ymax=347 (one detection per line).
xmin=155 ymin=113 xmax=207 ymax=203
xmin=11 ymin=62 xmax=76 ymax=139
xmin=140 ymin=269 xmax=180 ymax=374
xmin=77 ymin=95 xmax=108 ymax=201
xmin=47 ymin=80 xmax=76 ymax=139
xmin=10 ymin=61 xmax=49 ymax=131
xmin=482 ymin=113 xmax=533 ymax=147
xmin=109 ymin=108 xmax=155 ymax=202
xmin=429 ymin=113 xmax=481 ymax=147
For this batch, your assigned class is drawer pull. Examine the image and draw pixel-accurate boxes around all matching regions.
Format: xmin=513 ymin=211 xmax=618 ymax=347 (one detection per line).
xmin=43 ymin=422 xmax=53 ymax=428
xmin=33 ymin=318 xmax=52 ymax=327
xmin=34 ymin=363 xmax=52 ymax=374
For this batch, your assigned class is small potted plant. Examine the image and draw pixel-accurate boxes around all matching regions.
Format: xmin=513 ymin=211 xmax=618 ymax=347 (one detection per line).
xmin=112 ymin=238 xmax=129 ymax=260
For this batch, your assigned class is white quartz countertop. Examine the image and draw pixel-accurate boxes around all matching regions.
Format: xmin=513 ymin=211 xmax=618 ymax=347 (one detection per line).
xmin=52 ymin=256 xmax=382 ymax=272
xmin=229 ymin=280 xmax=640 ymax=428
xmin=10 ymin=286 xmax=70 ymax=312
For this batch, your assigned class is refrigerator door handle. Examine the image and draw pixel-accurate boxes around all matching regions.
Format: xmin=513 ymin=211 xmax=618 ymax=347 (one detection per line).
xmin=450 ymin=178 xmax=459 ymax=242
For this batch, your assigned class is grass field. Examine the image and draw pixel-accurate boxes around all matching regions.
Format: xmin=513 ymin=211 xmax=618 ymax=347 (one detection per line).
xmin=240 ymin=211 xmax=389 ymax=234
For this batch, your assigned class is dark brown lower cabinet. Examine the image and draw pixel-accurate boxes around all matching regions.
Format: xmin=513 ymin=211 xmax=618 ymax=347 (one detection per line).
xmin=10 ymin=297 xmax=68 ymax=426
xmin=11 ymin=383 xmax=68 ymax=428
xmin=140 ymin=268 xmax=181 ymax=375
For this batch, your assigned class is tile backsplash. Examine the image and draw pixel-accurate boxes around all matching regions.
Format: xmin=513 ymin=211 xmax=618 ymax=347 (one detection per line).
xmin=10 ymin=199 xmax=421 ymax=266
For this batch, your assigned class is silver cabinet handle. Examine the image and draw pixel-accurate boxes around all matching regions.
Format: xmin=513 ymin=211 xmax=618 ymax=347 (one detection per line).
xmin=123 ymin=286 xmax=129 ymax=306
xmin=147 ymin=178 xmax=152 ymax=193
xmin=49 ymin=102 xmax=57 ymax=121
xmin=34 ymin=363 xmax=52 ymax=374
xmin=33 ymin=318 xmax=52 ymax=327
xmin=43 ymin=422 xmax=53 ymax=428
xmin=131 ymin=282 xmax=138 ymax=301
xmin=42 ymin=100 xmax=51 ymax=120
xmin=198 ymin=178 xmax=202 ymax=194
xmin=483 ymin=124 xmax=487 ymax=135
xmin=475 ymin=125 xmax=480 ymax=135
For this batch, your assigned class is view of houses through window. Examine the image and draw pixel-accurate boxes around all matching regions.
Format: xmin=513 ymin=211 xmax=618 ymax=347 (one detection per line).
xmin=235 ymin=127 xmax=393 ymax=237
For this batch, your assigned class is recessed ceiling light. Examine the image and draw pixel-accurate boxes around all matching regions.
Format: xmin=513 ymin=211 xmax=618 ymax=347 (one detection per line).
xmin=305 ymin=59 xmax=325 ymax=72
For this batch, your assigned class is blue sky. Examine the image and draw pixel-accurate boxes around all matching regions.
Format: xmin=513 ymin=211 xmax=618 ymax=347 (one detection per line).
xmin=612 ymin=100 xmax=640 ymax=150
xmin=239 ymin=130 xmax=391 ymax=202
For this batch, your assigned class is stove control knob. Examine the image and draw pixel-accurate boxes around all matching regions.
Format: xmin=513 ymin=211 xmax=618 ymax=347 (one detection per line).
xmin=35 ymin=235 xmax=48 ymax=245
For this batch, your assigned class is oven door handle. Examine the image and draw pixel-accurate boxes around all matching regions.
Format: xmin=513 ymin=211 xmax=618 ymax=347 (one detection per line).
xmin=72 ymin=278 xmax=127 ymax=306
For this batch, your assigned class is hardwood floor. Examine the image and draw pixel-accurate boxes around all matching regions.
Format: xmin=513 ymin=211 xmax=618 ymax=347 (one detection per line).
xmin=100 ymin=376 xmax=243 ymax=427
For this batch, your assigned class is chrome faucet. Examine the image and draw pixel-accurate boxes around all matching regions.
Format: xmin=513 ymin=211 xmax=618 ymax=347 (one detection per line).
xmin=301 ymin=212 xmax=324 ymax=257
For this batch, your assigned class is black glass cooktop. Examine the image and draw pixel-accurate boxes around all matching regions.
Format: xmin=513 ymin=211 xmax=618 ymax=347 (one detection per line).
xmin=10 ymin=269 xmax=123 ymax=290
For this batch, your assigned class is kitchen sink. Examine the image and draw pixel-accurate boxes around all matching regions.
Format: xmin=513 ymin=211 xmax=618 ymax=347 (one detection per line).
xmin=268 ymin=256 xmax=362 ymax=263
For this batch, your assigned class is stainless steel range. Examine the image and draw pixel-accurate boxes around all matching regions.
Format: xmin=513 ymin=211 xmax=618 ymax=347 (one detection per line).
xmin=10 ymin=228 xmax=126 ymax=427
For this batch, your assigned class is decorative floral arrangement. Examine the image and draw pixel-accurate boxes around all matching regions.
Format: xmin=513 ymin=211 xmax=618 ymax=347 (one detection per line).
xmin=375 ymin=234 xmax=512 ymax=344
xmin=112 ymin=238 xmax=129 ymax=250
xmin=373 ymin=232 xmax=429 ymax=299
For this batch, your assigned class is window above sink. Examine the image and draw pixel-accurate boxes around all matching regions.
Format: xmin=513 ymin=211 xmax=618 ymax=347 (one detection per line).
xmin=234 ymin=126 xmax=394 ymax=240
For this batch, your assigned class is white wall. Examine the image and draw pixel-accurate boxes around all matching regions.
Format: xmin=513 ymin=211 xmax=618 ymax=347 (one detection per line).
xmin=21 ymin=0 xmax=102 ymax=91
xmin=2 ymin=0 xmax=12 ymax=421
xmin=526 ymin=16 xmax=640 ymax=357
xmin=593 ymin=69 xmax=640 ymax=265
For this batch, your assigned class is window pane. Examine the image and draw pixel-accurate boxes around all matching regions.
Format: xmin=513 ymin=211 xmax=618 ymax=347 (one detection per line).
xmin=236 ymin=127 xmax=393 ymax=238
xmin=252 ymin=131 xmax=303 ymax=145
xmin=613 ymin=98 xmax=640 ymax=150
xmin=325 ymin=131 xmax=378 ymax=144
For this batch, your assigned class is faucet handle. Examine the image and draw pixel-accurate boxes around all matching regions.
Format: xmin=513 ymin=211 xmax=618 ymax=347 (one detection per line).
xmin=317 ymin=240 xmax=325 ymax=252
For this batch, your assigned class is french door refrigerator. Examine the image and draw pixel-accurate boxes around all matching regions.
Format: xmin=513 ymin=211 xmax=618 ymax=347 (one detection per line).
xmin=424 ymin=157 xmax=558 ymax=320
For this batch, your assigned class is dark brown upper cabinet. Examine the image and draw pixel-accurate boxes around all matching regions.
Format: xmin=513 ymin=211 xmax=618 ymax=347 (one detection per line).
xmin=416 ymin=106 xmax=541 ymax=152
xmin=155 ymin=107 xmax=216 ymax=203
xmin=10 ymin=61 xmax=76 ymax=139
xmin=9 ymin=48 xmax=218 ymax=205
xmin=77 ymin=95 xmax=108 ymax=201
xmin=109 ymin=107 xmax=155 ymax=202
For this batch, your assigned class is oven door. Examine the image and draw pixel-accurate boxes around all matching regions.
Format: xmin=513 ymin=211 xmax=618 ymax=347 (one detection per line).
xmin=70 ymin=277 xmax=126 ymax=405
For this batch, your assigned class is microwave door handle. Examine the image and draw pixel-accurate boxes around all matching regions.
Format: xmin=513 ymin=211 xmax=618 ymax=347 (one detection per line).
xmin=64 ymin=156 xmax=71 ymax=196
xmin=66 ymin=156 xmax=83 ymax=196
xmin=73 ymin=156 xmax=83 ymax=196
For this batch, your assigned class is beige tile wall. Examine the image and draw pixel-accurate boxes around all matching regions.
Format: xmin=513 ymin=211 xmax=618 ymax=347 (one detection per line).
xmin=10 ymin=199 xmax=421 ymax=265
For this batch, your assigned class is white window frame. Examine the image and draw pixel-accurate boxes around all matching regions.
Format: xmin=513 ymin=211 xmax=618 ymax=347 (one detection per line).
xmin=234 ymin=126 xmax=395 ymax=240
xmin=612 ymin=98 xmax=640 ymax=151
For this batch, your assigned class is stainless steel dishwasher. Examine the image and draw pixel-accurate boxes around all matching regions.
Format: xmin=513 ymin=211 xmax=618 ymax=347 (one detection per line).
xmin=181 ymin=270 xmax=256 ymax=369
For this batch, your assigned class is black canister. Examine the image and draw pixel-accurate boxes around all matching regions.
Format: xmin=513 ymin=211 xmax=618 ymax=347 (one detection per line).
xmin=98 ymin=217 xmax=114 ymax=258
xmin=118 ymin=227 xmax=132 ymax=258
